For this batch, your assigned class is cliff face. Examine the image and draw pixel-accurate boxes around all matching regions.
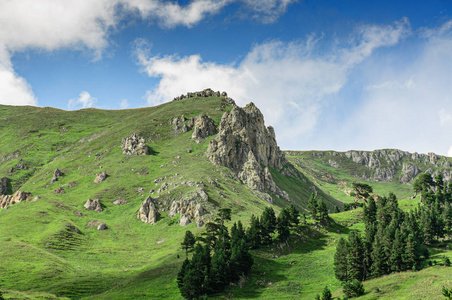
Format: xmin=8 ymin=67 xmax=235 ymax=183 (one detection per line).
xmin=298 ymin=149 xmax=452 ymax=184
xmin=206 ymin=102 xmax=288 ymax=201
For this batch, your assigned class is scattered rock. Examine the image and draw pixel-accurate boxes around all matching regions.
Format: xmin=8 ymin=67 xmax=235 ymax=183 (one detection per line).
xmin=94 ymin=171 xmax=107 ymax=183
xmin=170 ymin=115 xmax=191 ymax=135
xmin=168 ymin=189 xmax=208 ymax=226
xmin=187 ymin=150 xmax=192 ymax=153
xmin=51 ymin=168 xmax=63 ymax=184
xmin=179 ymin=215 xmax=190 ymax=226
xmin=137 ymin=196 xmax=158 ymax=225
xmin=53 ymin=187 xmax=65 ymax=194
xmin=74 ymin=211 xmax=83 ymax=217
xmin=84 ymin=199 xmax=103 ymax=212
xmin=85 ymin=220 xmax=107 ymax=230
xmin=97 ymin=223 xmax=108 ymax=231
xmin=121 ymin=133 xmax=149 ymax=155
xmin=0 ymin=190 xmax=32 ymax=209
xmin=112 ymin=199 xmax=127 ymax=205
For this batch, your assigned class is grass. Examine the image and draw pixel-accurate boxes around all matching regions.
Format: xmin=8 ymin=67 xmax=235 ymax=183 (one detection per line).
xmin=1 ymin=98 xmax=451 ymax=299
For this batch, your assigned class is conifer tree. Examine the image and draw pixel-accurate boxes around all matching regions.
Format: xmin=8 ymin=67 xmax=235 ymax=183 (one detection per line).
xmin=334 ymin=238 xmax=350 ymax=282
xmin=370 ymin=233 xmax=387 ymax=277
xmin=230 ymin=239 xmax=253 ymax=281
xmin=443 ymin=203 xmax=452 ymax=233
xmin=181 ymin=230 xmax=196 ymax=257
xmin=403 ymin=233 xmax=419 ymax=270
xmin=389 ymin=228 xmax=404 ymax=271
xmin=277 ymin=208 xmax=291 ymax=242
xmin=321 ymin=285 xmax=332 ymax=300
xmin=347 ymin=231 xmax=364 ymax=281
xmin=317 ymin=198 xmax=330 ymax=225
xmin=260 ymin=207 xmax=277 ymax=245
xmin=210 ymin=248 xmax=230 ymax=292
xmin=308 ymin=193 xmax=318 ymax=221
xmin=288 ymin=203 xmax=300 ymax=229
xmin=246 ymin=214 xmax=261 ymax=249
xmin=177 ymin=258 xmax=190 ymax=290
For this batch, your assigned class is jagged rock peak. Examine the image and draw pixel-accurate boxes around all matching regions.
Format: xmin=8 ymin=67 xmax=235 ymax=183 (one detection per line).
xmin=206 ymin=102 xmax=288 ymax=200
xmin=172 ymin=88 xmax=235 ymax=105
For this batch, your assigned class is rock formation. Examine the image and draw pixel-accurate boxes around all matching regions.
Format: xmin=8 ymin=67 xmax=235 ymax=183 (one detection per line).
xmin=168 ymin=188 xmax=208 ymax=227
xmin=85 ymin=220 xmax=108 ymax=230
xmin=121 ymin=133 xmax=149 ymax=155
xmin=191 ymin=114 xmax=216 ymax=143
xmin=172 ymin=88 xmax=233 ymax=103
xmin=137 ymin=196 xmax=158 ymax=225
xmin=84 ymin=199 xmax=103 ymax=212
xmin=0 ymin=190 xmax=32 ymax=209
xmin=94 ymin=171 xmax=107 ymax=183
xmin=206 ymin=102 xmax=288 ymax=201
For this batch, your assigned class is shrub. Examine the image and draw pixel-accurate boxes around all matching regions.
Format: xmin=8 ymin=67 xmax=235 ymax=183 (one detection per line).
xmin=343 ymin=279 xmax=365 ymax=298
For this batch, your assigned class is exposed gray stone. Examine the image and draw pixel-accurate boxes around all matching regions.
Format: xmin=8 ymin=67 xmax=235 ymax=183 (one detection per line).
xmin=84 ymin=199 xmax=103 ymax=212
xmin=94 ymin=171 xmax=107 ymax=183
xmin=137 ymin=196 xmax=158 ymax=225
xmin=121 ymin=133 xmax=149 ymax=155
xmin=191 ymin=114 xmax=216 ymax=143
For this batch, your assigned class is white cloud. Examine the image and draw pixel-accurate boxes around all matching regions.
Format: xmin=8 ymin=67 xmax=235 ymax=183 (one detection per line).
xmin=68 ymin=91 xmax=97 ymax=110
xmin=448 ymin=146 xmax=452 ymax=158
xmin=241 ymin=0 xmax=297 ymax=23
xmin=120 ymin=98 xmax=130 ymax=109
xmin=137 ymin=19 xmax=410 ymax=147
xmin=0 ymin=0 xmax=296 ymax=107
xmin=0 ymin=66 xmax=37 ymax=106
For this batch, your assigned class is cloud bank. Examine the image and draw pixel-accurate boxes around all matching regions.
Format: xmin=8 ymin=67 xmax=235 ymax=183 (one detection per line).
xmin=0 ymin=0 xmax=293 ymax=106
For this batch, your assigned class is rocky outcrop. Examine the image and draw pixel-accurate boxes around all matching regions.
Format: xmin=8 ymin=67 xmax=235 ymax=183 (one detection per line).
xmin=400 ymin=163 xmax=420 ymax=183
xmin=51 ymin=168 xmax=63 ymax=184
xmin=170 ymin=115 xmax=191 ymax=135
xmin=168 ymin=188 xmax=208 ymax=227
xmin=0 ymin=190 xmax=32 ymax=209
xmin=121 ymin=133 xmax=149 ymax=155
xmin=84 ymin=199 xmax=103 ymax=212
xmin=191 ymin=114 xmax=216 ymax=143
xmin=94 ymin=171 xmax=107 ymax=183
xmin=137 ymin=196 xmax=158 ymax=225
xmin=206 ymin=102 xmax=288 ymax=201
xmin=172 ymin=88 xmax=234 ymax=103
xmin=0 ymin=177 xmax=9 ymax=195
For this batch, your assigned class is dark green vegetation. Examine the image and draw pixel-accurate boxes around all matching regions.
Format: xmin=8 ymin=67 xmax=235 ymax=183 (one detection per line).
xmin=1 ymin=96 xmax=452 ymax=299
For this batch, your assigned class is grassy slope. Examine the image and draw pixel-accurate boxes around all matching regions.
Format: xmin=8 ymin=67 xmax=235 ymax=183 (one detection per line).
xmin=0 ymin=98 xmax=334 ymax=299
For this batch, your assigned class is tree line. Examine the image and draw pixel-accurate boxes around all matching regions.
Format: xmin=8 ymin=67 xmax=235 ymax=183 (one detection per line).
xmin=334 ymin=173 xmax=452 ymax=297
xmin=177 ymin=202 xmax=310 ymax=299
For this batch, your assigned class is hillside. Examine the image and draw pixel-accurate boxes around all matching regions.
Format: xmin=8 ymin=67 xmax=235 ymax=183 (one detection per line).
xmin=1 ymin=91 xmax=451 ymax=300
xmin=286 ymin=149 xmax=452 ymax=204
xmin=0 ymin=91 xmax=340 ymax=299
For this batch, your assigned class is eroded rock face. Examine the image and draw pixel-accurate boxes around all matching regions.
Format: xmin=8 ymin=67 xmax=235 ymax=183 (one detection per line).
xmin=206 ymin=103 xmax=287 ymax=200
xmin=0 ymin=190 xmax=32 ymax=209
xmin=121 ymin=133 xmax=149 ymax=155
xmin=171 ymin=115 xmax=191 ymax=135
xmin=401 ymin=163 xmax=420 ymax=183
xmin=137 ymin=196 xmax=158 ymax=225
xmin=169 ymin=188 xmax=208 ymax=227
xmin=94 ymin=171 xmax=107 ymax=183
xmin=0 ymin=177 xmax=9 ymax=195
xmin=84 ymin=199 xmax=103 ymax=212
xmin=191 ymin=114 xmax=216 ymax=143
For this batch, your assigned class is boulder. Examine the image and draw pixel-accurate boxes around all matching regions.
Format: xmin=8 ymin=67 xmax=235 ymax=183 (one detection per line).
xmin=84 ymin=199 xmax=103 ymax=212
xmin=168 ymin=189 xmax=208 ymax=226
xmin=53 ymin=187 xmax=65 ymax=194
xmin=94 ymin=171 xmax=107 ymax=183
xmin=170 ymin=115 xmax=191 ymax=135
xmin=85 ymin=220 xmax=107 ymax=230
xmin=121 ymin=133 xmax=149 ymax=155
xmin=191 ymin=114 xmax=216 ymax=143
xmin=51 ymin=168 xmax=63 ymax=183
xmin=0 ymin=190 xmax=32 ymax=209
xmin=137 ymin=196 xmax=158 ymax=225
xmin=112 ymin=199 xmax=127 ymax=205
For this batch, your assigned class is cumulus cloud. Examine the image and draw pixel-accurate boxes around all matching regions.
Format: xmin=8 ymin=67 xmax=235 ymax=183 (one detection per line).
xmin=68 ymin=91 xmax=97 ymax=110
xmin=0 ymin=66 xmax=37 ymax=106
xmin=137 ymin=19 xmax=410 ymax=147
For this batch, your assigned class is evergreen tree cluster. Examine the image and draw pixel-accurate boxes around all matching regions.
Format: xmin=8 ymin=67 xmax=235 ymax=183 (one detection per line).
xmin=177 ymin=205 xmax=302 ymax=299
xmin=335 ymin=175 xmax=452 ymax=288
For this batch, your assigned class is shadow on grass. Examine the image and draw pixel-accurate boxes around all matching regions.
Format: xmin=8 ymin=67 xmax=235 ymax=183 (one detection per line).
xmin=148 ymin=146 xmax=159 ymax=156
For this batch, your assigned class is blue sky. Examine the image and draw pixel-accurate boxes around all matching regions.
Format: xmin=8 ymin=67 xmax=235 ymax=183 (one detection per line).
xmin=1 ymin=0 xmax=452 ymax=156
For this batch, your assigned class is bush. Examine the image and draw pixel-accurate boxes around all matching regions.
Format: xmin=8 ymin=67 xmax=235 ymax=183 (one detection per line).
xmin=343 ymin=279 xmax=365 ymax=298
xmin=443 ymin=256 xmax=451 ymax=267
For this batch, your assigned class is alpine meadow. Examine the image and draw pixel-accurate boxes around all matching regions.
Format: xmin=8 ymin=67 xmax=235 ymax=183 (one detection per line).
xmin=1 ymin=90 xmax=452 ymax=299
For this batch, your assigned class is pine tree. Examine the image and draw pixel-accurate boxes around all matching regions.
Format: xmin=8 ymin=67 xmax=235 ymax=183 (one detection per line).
xmin=260 ymin=207 xmax=277 ymax=245
xmin=230 ymin=239 xmax=253 ymax=281
xmin=277 ymin=208 xmax=291 ymax=242
xmin=389 ymin=228 xmax=404 ymax=271
xmin=363 ymin=197 xmax=377 ymax=226
xmin=443 ymin=203 xmax=452 ymax=233
xmin=321 ymin=285 xmax=332 ymax=300
xmin=347 ymin=231 xmax=364 ymax=281
xmin=370 ymin=232 xmax=387 ymax=277
xmin=308 ymin=193 xmax=318 ymax=221
xmin=288 ymin=203 xmax=300 ymax=229
xmin=209 ymin=248 xmax=230 ymax=292
xmin=181 ymin=230 xmax=196 ymax=257
xmin=180 ymin=244 xmax=211 ymax=299
xmin=334 ymin=238 xmax=350 ymax=282
xmin=317 ymin=198 xmax=330 ymax=225
xmin=177 ymin=258 xmax=190 ymax=290
xmin=246 ymin=214 xmax=261 ymax=249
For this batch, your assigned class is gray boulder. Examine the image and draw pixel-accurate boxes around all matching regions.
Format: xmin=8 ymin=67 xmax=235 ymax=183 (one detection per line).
xmin=137 ymin=196 xmax=158 ymax=225
xmin=84 ymin=199 xmax=103 ymax=212
xmin=94 ymin=171 xmax=107 ymax=183
xmin=121 ymin=133 xmax=149 ymax=155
